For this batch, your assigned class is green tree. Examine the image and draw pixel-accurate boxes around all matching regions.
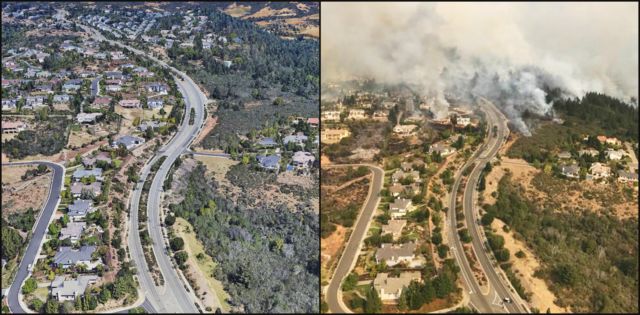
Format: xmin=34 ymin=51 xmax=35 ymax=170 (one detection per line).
xmin=342 ymin=273 xmax=358 ymax=291
xmin=164 ymin=214 xmax=175 ymax=226
xmin=170 ymin=237 xmax=184 ymax=251
xmin=22 ymin=277 xmax=38 ymax=294
xmin=45 ymin=299 xmax=60 ymax=313
xmin=481 ymin=212 xmax=494 ymax=226
xmin=99 ymin=286 xmax=112 ymax=303
xmin=363 ymin=286 xmax=382 ymax=313
xmin=174 ymin=251 xmax=188 ymax=266
xmin=30 ymin=299 xmax=43 ymax=312
xmin=431 ymin=232 xmax=442 ymax=245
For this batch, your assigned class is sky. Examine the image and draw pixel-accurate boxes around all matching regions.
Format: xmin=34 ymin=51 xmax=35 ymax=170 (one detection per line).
xmin=321 ymin=2 xmax=638 ymax=133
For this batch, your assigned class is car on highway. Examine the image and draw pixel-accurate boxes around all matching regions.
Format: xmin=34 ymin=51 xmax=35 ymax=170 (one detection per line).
xmin=503 ymin=297 xmax=512 ymax=303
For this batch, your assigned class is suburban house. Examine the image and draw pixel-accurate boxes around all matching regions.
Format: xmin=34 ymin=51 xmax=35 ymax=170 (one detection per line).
xmin=70 ymin=181 xmax=102 ymax=198
xmin=322 ymin=110 xmax=340 ymax=121
xmin=147 ymin=97 xmax=164 ymax=109
xmin=1 ymin=121 xmax=27 ymax=133
xmin=257 ymin=155 xmax=281 ymax=172
xmin=392 ymin=170 xmax=420 ymax=184
xmin=405 ymin=183 xmax=421 ymax=196
xmin=456 ymin=116 xmax=471 ymax=127
xmin=557 ymin=151 xmax=572 ymax=159
xmin=257 ymin=137 xmax=278 ymax=148
xmin=59 ymin=222 xmax=86 ymax=243
xmin=2 ymin=98 xmax=17 ymax=110
xmin=63 ymin=79 xmax=82 ymax=92
xmin=389 ymin=184 xmax=404 ymax=197
xmin=119 ymin=99 xmax=141 ymax=108
xmin=67 ymin=199 xmax=94 ymax=221
xmin=50 ymin=275 xmax=98 ymax=302
xmin=321 ymin=128 xmax=351 ymax=144
xmin=375 ymin=243 xmax=417 ymax=267
xmin=92 ymin=97 xmax=112 ymax=108
xmin=429 ymin=142 xmax=456 ymax=156
xmin=389 ymin=198 xmax=413 ymax=218
xmin=381 ymin=219 xmax=406 ymax=240
xmin=53 ymin=94 xmax=70 ymax=103
xmin=106 ymin=84 xmax=122 ymax=92
xmin=590 ymin=162 xmax=611 ymax=179
xmin=52 ymin=246 xmax=100 ymax=269
xmin=138 ymin=120 xmax=167 ymax=132
xmin=617 ymin=170 xmax=638 ymax=183
xmin=579 ymin=149 xmax=599 ymax=157
xmin=393 ymin=124 xmax=417 ymax=137
xmin=82 ymin=152 xmax=112 ymax=168
xmin=606 ymin=149 xmax=626 ymax=160
xmin=561 ymin=164 xmax=580 ymax=179
xmin=372 ymin=110 xmax=388 ymax=122
xmin=597 ymin=135 xmax=621 ymax=146
xmin=146 ymin=82 xmax=168 ymax=94
xmin=76 ymin=112 xmax=102 ymax=124
xmin=283 ymin=132 xmax=308 ymax=146
xmin=291 ymin=151 xmax=315 ymax=170
xmin=72 ymin=168 xmax=103 ymax=182
xmin=374 ymin=272 xmax=422 ymax=301
xmin=348 ymin=109 xmax=367 ymax=120
xmin=112 ymin=135 xmax=145 ymax=150
xmin=25 ymin=95 xmax=46 ymax=109
xmin=307 ymin=118 xmax=319 ymax=128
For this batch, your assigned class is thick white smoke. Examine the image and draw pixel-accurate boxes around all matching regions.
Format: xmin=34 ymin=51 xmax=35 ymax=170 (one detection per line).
xmin=321 ymin=2 xmax=638 ymax=134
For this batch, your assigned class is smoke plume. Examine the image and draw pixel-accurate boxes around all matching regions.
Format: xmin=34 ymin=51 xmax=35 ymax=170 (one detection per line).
xmin=321 ymin=2 xmax=638 ymax=135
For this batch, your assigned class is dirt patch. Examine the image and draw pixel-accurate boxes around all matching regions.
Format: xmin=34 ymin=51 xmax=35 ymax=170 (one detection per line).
xmin=193 ymin=116 xmax=218 ymax=148
xmin=224 ymin=3 xmax=252 ymax=17
xmin=483 ymin=157 xmax=538 ymax=205
xmin=321 ymin=224 xmax=347 ymax=279
xmin=491 ymin=219 xmax=569 ymax=313
xmin=194 ymin=155 xmax=238 ymax=184
xmin=276 ymin=171 xmax=315 ymax=190
xmin=174 ymin=217 xmax=230 ymax=312
xmin=1 ymin=166 xmax=51 ymax=217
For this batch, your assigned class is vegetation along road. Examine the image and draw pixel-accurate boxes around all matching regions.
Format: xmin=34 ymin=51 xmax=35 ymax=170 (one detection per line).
xmin=325 ymin=164 xmax=384 ymax=314
xmin=448 ymin=99 xmax=528 ymax=313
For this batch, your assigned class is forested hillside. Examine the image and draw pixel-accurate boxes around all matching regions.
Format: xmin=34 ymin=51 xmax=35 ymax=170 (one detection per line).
xmin=168 ymin=164 xmax=319 ymax=313
xmin=163 ymin=7 xmax=318 ymax=152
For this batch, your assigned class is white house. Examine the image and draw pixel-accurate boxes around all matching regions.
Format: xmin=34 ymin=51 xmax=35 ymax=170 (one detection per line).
xmin=374 ymin=272 xmax=421 ymax=301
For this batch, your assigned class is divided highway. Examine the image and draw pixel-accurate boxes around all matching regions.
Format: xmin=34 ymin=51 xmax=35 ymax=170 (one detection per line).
xmin=447 ymin=99 xmax=528 ymax=313
xmin=80 ymin=23 xmax=208 ymax=312
xmin=4 ymin=161 xmax=64 ymax=314
xmin=324 ymin=164 xmax=384 ymax=314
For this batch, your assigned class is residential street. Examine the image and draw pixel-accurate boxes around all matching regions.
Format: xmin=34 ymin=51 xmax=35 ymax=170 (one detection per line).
xmin=324 ymin=164 xmax=384 ymax=314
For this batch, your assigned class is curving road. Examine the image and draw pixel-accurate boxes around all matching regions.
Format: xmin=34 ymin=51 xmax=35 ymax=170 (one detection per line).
xmin=77 ymin=23 xmax=209 ymax=312
xmin=324 ymin=164 xmax=384 ymax=314
xmin=447 ymin=99 xmax=528 ymax=313
xmin=4 ymin=161 xmax=64 ymax=314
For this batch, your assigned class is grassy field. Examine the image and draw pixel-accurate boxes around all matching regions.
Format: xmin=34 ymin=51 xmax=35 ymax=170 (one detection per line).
xmin=174 ymin=217 xmax=230 ymax=312
xmin=33 ymin=286 xmax=49 ymax=303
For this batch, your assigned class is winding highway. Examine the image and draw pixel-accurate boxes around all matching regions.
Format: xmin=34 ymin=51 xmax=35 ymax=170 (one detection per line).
xmin=447 ymin=99 xmax=528 ymax=313
xmin=78 ymin=22 xmax=209 ymax=313
xmin=324 ymin=164 xmax=384 ymax=314
xmin=4 ymin=161 xmax=64 ymax=314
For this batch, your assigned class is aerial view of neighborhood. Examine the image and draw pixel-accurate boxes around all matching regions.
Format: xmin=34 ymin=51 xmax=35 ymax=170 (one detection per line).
xmin=320 ymin=2 xmax=638 ymax=314
xmin=1 ymin=1 xmax=319 ymax=314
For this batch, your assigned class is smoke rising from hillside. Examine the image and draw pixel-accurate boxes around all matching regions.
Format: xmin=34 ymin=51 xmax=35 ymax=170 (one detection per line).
xmin=321 ymin=2 xmax=638 ymax=134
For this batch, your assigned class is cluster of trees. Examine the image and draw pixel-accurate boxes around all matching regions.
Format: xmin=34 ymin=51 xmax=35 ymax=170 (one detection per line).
xmin=6 ymin=207 xmax=36 ymax=232
xmin=397 ymin=259 xmax=460 ymax=310
xmin=168 ymin=163 xmax=319 ymax=313
xmin=3 ymin=117 xmax=69 ymax=159
xmin=1 ymin=223 xmax=24 ymax=261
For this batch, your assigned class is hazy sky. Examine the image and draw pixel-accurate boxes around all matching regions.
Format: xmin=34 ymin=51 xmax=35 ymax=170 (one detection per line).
xmin=322 ymin=2 xmax=638 ymax=104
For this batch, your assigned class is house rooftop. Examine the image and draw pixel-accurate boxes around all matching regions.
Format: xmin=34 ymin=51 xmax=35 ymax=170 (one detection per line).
xmin=53 ymin=245 xmax=96 ymax=265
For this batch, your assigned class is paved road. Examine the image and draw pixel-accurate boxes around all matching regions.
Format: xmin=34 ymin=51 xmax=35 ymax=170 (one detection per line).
xmin=447 ymin=99 xmax=528 ymax=313
xmin=188 ymin=151 xmax=231 ymax=158
xmin=3 ymin=161 xmax=64 ymax=314
xmin=324 ymin=164 xmax=384 ymax=314
xmin=91 ymin=75 xmax=101 ymax=98
xmin=77 ymin=21 xmax=210 ymax=313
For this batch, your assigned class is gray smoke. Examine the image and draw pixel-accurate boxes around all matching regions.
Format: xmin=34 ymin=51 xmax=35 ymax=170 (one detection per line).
xmin=321 ymin=2 xmax=638 ymax=135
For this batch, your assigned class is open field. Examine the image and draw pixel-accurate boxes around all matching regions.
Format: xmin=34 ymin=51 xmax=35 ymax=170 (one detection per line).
xmin=174 ymin=217 xmax=230 ymax=312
